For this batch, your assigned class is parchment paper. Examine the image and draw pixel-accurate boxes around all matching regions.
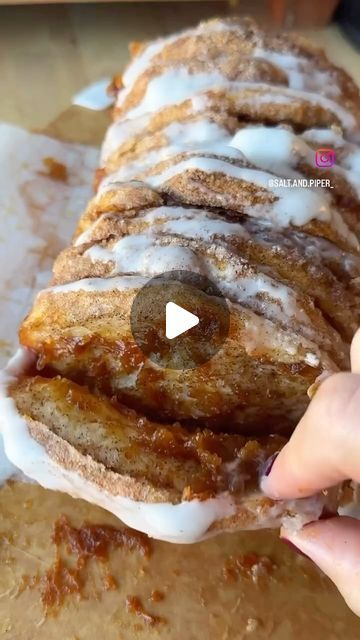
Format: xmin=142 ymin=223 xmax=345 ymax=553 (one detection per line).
xmin=0 ymin=122 xmax=99 ymax=367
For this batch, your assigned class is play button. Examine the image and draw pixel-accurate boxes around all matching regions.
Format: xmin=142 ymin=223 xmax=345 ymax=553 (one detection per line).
xmin=165 ymin=302 xmax=199 ymax=340
xmin=130 ymin=270 xmax=230 ymax=370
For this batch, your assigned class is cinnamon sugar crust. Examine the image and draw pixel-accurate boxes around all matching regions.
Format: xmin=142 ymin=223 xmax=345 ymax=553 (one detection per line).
xmin=59 ymin=205 xmax=359 ymax=344
xmin=20 ymin=270 xmax=338 ymax=431
xmin=117 ymin=17 xmax=360 ymax=125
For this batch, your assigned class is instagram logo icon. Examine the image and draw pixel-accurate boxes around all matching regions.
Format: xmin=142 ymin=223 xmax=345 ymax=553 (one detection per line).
xmin=315 ymin=148 xmax=336 ymax=168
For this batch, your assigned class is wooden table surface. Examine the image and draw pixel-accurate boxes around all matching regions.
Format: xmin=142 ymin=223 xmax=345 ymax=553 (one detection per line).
xmin=1 ymin=2 xmax=360 ymax=133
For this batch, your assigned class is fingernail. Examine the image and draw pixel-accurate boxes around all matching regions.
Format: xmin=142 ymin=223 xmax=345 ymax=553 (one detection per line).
xmin=280 ymin=537 xmax=312 ymax=561
xmin=262 ymin=452 xmax=279 ymax=477
xmin=260 ymin=452 xmax=281 ymax=498
xmin=307 ymin=371 xmax=333 ymax=399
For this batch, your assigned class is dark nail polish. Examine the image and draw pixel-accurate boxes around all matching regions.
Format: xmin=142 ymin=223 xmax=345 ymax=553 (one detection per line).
xmin=262 ymin=452 xmax=279 ymax=477
xmin=281 ymin=537 xmax=311 ymax=561
xmin=319 ymin=507 xmax=337 ymax=521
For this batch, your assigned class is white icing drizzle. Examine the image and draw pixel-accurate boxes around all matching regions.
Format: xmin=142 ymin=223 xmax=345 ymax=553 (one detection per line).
xmin=77 ymin=205 xmax=333 ymax=338
xmin=220 ymin=270 xmax=310 ymax=327
xmin=76 ymin=205 xmax=249 ymax=245
xmin=164 ymin=119 xmax=230 ymax=147
xmin=101 ymin=114 xmax=151 ymax=164
xmin=85 ymin=236 xmax=204 ymax=276
xmin=230 ymin=125 xmax=360 ymax=199
xmin=122 ymin=69 xmax=227 ymax=119
xmin=101 ymin=144 xmax=241 ymax=183
xmin=230 ymin=126 xmax=312 ymax=175
xmin=147 ymin=156 xmax=326 ymax=222
xmin=302 ymin=127 xmax=346 ymax=146
xmin=116 ymin=69 xmax=357 ymax=136
xmin=81 ymin=225 xmax=318 ymax=332
xmin=142 ymin=156 xmax=357 ymax=248
xmin=39 ymin=209 xmax=318 ymax=336
xmin=254 ymin=48 xmax=339 ymax=98
xmin=101 ymin=118 xmax=360 ymax=206
xmin=102 ymin=112 xmax=235 ymax=178
xmin=142 ymin=206 xmax=250 ymax=241
xmin=0 ymin=348 xmax=35 ymax=485
xmin=97 ymin=171 xmax=357 ymax=255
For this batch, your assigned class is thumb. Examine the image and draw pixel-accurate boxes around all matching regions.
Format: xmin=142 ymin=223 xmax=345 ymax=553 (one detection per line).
xmin=281 ymin=517 xmax=360 ymax=617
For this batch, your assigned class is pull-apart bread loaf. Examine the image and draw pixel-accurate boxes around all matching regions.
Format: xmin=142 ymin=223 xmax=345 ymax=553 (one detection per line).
xmin=1 ymin=18 xmax=360 ymax=543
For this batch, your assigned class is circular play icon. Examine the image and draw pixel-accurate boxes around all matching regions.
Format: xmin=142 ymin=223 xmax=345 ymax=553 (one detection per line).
xmin=130 ymin=270 xmax=230 ymax=370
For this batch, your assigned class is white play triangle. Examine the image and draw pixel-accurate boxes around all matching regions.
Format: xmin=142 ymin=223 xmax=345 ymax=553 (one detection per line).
xmin=165 ymin=301 xmax=199 ymax=340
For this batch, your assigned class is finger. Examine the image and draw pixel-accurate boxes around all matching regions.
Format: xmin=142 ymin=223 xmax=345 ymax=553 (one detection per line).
xmin=281 ymin=517 xmax=360 ymax=617
xmin=351 ymin=328 xmax=360 ymax=373
xmin=261 ymin=372 xmax=360 ymax=499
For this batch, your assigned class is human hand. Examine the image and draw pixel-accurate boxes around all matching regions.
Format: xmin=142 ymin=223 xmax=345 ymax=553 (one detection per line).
xmin=261 ymin=329 xmax=360 ymax=615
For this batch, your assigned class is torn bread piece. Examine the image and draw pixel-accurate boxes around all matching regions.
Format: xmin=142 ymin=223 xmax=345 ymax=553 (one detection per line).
xmin=0 ymin=350 xmax=338 ymax=543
